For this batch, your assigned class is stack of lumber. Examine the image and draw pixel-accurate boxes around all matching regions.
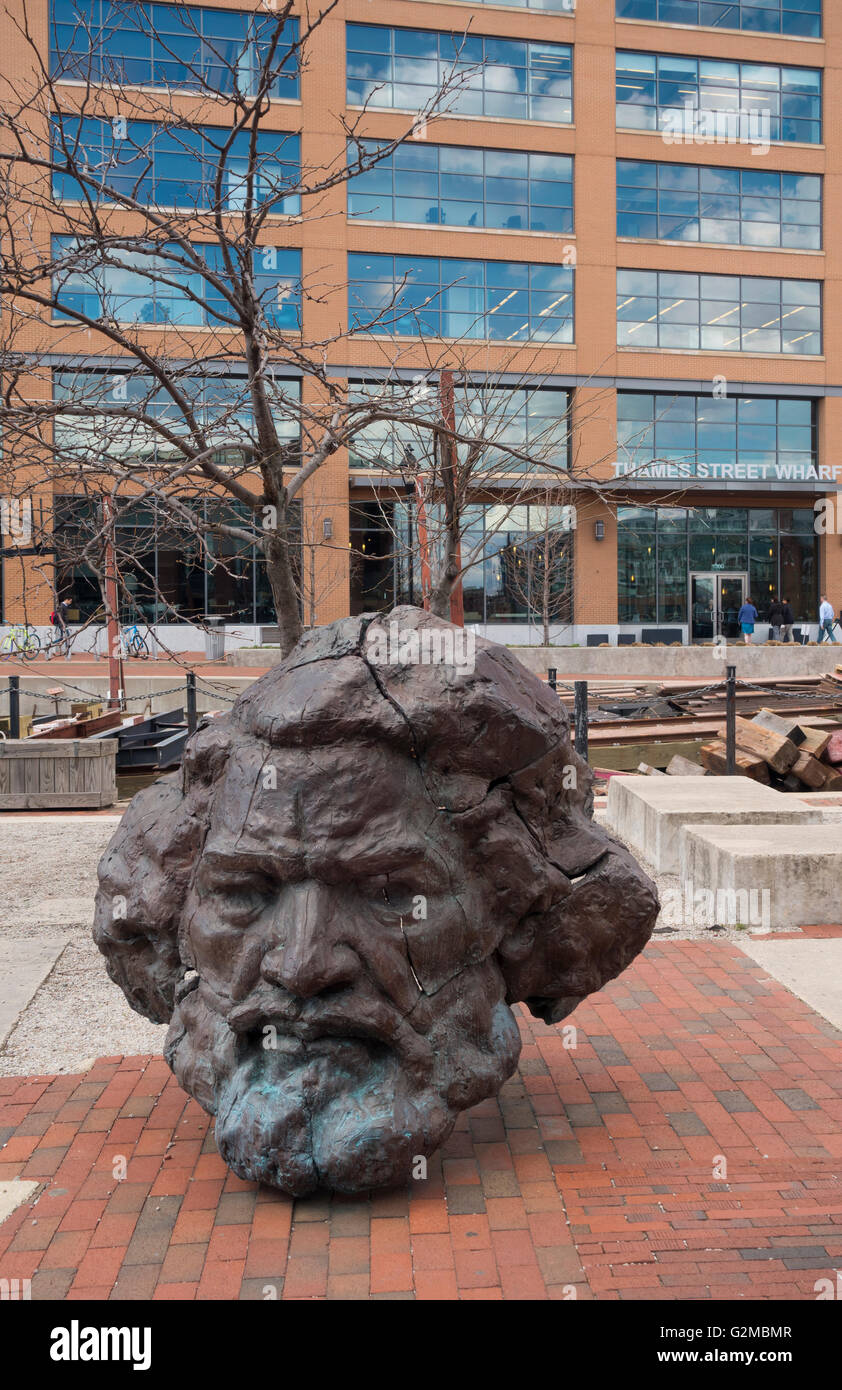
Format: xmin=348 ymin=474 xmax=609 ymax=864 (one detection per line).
xmin=27 ymin=709 xmax=130 ymax=739
xmin=701 ymin=709 xmax=842 ymax=790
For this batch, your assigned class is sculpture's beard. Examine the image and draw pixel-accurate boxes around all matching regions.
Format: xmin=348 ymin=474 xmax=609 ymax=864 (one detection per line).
xmin=167 ymin=963 xmax=522 ymax=1196
xmin=214 ymin=1027 xmax=449 ymax=1196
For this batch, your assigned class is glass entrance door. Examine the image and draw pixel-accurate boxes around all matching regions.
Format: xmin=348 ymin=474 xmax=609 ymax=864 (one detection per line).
xmin=690 ymin=573 xmax=747 ymax=641
xmin=691 ymin=573 xmax=715 ymax=641
xmin=718 ymin=575 xmax=746 ymax=639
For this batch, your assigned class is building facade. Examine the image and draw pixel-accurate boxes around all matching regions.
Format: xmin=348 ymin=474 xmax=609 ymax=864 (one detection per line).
xmin=1 ymin=0 xmax=840 ymax=647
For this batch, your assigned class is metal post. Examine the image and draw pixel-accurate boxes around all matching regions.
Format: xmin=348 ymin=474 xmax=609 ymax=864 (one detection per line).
xmin=9 ymin=675 xmax=20 ymax=740
xmin=574 ymin=680 xmax=589 ymax=761
xmin=547 ymin=667 xmax=557 ymax=691
xmin=726 ymin=664 xmax=736 ymax=776
xmin=186 ymin=670 xmax=197 ymax=736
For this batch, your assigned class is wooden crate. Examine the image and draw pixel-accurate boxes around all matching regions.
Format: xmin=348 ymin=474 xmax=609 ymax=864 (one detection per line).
xmin=0 ymin=739 xmax=117 ymax=809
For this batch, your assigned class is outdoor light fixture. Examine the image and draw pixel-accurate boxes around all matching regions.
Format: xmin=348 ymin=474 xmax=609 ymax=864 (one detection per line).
xmin=323 ymin=517 xmax=333 ymax=540
xmin=594 ymin=520 xmax=605 ymax=541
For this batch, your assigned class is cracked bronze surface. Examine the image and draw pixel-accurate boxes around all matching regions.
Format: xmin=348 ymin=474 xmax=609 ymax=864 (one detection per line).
xmin=93 ymin=608 xmax=658 ymax=1194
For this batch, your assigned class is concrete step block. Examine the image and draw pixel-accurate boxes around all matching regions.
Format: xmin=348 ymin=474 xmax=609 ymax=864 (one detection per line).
xmin=605 ymin=774 xmax=825 ymax=873
xmin=679 ymin=823 xmax=842 ymax=929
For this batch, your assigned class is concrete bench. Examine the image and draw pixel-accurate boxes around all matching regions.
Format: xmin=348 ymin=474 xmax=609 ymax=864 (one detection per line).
xmin=679 ymin=823 xmax=842 ymax=929
xmin=605 ymin=774 xmax=825 ymax=873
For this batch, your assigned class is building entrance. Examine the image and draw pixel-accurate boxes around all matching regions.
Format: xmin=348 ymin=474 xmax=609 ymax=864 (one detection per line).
xmin=690 ymin=572 xmax=747 ymax=642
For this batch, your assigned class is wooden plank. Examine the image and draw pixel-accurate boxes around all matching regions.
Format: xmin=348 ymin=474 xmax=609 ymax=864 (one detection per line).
xmin=700 ymin=740 xmax=771 ymax=783
xmin=0 ymin=791 xmax=109 ymax=809
xmin=790 ymin=752 xmax=827 ymax=789
xmin=753 ymin=709 xmax=806 ymax=745
xmin=665 ymin=755 xmax=705 ymax=776
xmin=714 ymin=716 xmax=799 ymax=775
xmin=796 ymin=726 xmax=832 ymax=759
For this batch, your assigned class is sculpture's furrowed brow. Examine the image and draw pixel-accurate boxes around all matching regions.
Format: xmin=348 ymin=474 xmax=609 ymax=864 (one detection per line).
xmin=200 ymin=843 xmax=435 ymax=882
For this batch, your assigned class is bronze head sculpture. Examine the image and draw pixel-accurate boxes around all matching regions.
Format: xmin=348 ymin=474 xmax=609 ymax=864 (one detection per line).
xmin=94 ymin=608 xmax=658 ymax=1195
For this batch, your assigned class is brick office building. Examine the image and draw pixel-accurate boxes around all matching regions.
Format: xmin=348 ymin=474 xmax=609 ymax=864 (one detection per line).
xmin=0 ymin=0 xmax=839 ymax=648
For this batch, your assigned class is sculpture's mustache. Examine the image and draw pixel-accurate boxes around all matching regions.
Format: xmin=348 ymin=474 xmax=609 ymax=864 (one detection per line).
xmin=226 ymin=982 xmax=434 ymax=1079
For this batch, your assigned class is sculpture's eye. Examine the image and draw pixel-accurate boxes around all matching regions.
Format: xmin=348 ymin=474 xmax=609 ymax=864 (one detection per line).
xmin=202 ymin=867 xmax=275 ymax=924
xmin=374 ymin=879 xmax=416 ymax=917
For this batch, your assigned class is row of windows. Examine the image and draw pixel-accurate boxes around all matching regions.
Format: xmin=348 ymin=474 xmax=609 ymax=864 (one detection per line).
xmin=53 ymin=238 xmax=302 ymax=330
xmin=349 ymin=385 xmax=570 ymax=474
xmin=53 ymin=116 xmax=300 ymax=213
xmin=51 ymin=118 xmax=825 ymax=257
xmin=346 ymin=27 xmax=572 ymax=125
xmin=351 ymin=500 xmax=573 ymax=627
xmin=52 ymin=372 xmax=299 ymax=460
xmin=44 ymin=376 xmax=826 ymax=497
xmin=349 ymin=143 xmax=573 ymax=234
xmin=616 ymin=0 xmax=821 ymax=37
xmin=348 ymin=254 xmax=574 ymax=343
xmin=617 ymin=270 xmax=821 ymax=353
xmin=617 ymin=393 xmax=815 ymax=479
xmin=617 ymin=161 xmax=821 ymax=249
xmin=50 ymin=12 xmax=824 ymax=147
xmin=616 ymin=51 xmax=821 ymax=144
xmin=50 ymin=248 xmax=825 ymax=358
xmin=50 ymin=1 xmax=299 ymax=97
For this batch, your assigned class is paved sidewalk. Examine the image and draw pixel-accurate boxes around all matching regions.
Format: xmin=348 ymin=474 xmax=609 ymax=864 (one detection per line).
xmin=1 ymin=940 xmax=841 ymax=1302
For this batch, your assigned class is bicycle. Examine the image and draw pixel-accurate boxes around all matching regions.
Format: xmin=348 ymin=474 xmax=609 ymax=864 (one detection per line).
xmin=120 ymin=623 xmax=151 ymax=659
xmin=0 ymin=624 xmax=41 ymax=661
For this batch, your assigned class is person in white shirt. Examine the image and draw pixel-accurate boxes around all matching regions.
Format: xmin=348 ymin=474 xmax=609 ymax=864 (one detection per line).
xmin=818 ymin=595 xmax=839 ymax=643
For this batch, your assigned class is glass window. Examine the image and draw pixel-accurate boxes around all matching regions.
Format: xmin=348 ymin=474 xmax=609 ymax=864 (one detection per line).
xmin=617 ymin=505 xmax=819 ymax=625
xmin=349 ymin=141 xmax=573 ymax=234
xmin=52 ymin=236 xmax=302 ymax=329
xmin=617 ymin=269 xmax=821 ymax=354
xmin=52 ymin=115 xmax=300 ymax=214
xmin=53 ymin=493 xmax=301 ymax=624
xmin=617 ymin=50 xmax=821 ymax=145
xmin=615 ymin=0 xmax=821 ymax=39
xmin=617 ymin=391 xmax=817 ymax=482
xmin=49 ymin=0 xmax=299 ymax=97
xmin=347 ymin=24 xmax=573 ymax=124
xmin=618 ymin=159 xmax=821 ymax=250
xmin=53 ymin=369 xmax=300 ymax=462
xmin=347 ymin=382 xmax=570 ymax=476
xmin=349 ymin=499 xmax=573 ymax=626
xmin=349 ymin=254 xmax=574 ymax=342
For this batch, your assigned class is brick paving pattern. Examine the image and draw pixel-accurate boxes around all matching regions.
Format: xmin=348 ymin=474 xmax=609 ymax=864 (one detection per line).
xmin=1 ymin=940 xmax=841 ymax=1301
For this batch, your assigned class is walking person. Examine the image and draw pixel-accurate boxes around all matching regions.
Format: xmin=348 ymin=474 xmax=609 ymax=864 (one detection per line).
xmin=49 ymin=598 xmax=71 ymax=659
xmin=767 ymin=595 xmax=785 ymax=642
xmin=817 ymin=594 xmax=840 ymax=643
xmin=779 ymin=597 xmax=794 ymax=644
xmin=738 ymin=595 xmax=758 ymax=645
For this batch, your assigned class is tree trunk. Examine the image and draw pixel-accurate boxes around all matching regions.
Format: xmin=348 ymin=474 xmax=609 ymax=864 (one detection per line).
xmin=264 ymin=525 xmax=302 ymax=656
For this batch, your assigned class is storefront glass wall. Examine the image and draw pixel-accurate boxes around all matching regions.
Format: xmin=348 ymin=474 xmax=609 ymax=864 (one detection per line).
xmin=350 ymin=499 xmax=574 ymax=624
xmin=54 ymin=496 xmax=299 ymax=624
xmin=618 ymin=506 xmax=818 ymax=624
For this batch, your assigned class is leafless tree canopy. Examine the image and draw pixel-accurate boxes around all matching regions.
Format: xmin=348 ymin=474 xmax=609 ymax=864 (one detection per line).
xmin=0 ymin=0 xmax=673 ymax=652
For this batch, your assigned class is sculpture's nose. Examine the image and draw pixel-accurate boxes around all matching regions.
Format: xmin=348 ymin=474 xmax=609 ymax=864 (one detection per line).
xmin=260 ymin=882 xmax=359 ymax=998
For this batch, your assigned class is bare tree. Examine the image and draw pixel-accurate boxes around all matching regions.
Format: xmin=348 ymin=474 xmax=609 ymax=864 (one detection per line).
xmin=503 ymin=486 xmax=574 ymax=646
xmin=0 ymin=0 xmax=694 ymax=656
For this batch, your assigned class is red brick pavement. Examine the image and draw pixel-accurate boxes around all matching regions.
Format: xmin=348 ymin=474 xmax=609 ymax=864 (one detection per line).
xmin=1 ymin=940 xmax=841 ymax=1302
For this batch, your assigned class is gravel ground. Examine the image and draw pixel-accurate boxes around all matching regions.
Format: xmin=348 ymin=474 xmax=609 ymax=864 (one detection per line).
xmin=0 ymin=818 xmax=166 ymax=1076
